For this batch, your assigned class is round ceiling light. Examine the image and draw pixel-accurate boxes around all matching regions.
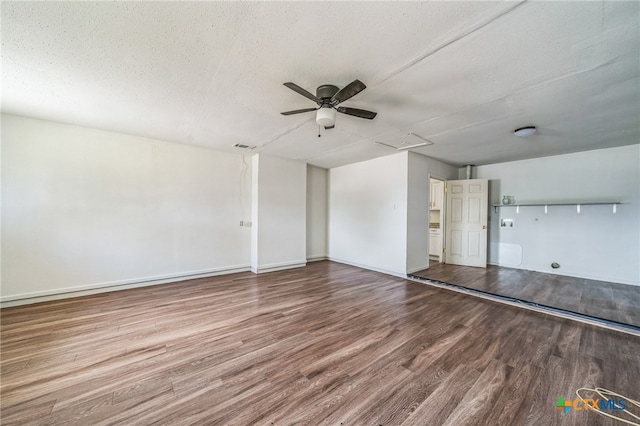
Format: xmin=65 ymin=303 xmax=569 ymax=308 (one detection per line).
xmin=316 ymin=107 xmax=336 ymax=127
xmin=514 ymin=126 xmax=536 ymax=137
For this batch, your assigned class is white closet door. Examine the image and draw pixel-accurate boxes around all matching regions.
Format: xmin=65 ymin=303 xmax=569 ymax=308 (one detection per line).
xmin=445 ymin=179 xmax=488 ymax=267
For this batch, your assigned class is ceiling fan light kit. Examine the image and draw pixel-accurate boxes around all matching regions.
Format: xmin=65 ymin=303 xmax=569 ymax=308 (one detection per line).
xmin=316 ymin=107 xmax=336 ymax=127
xmin=281 ymin=79 xmax=377 ymax=130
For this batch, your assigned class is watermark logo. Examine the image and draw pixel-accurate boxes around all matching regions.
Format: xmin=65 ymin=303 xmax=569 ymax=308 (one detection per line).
xmin=555 ymin=396 xmax=627 ymax=414
xmin=555 ymin=397 xmax=572 ymax=414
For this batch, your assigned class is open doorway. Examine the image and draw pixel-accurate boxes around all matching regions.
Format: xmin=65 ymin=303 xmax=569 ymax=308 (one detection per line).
xmin=429 ymin=177 xmax=445 ymax=263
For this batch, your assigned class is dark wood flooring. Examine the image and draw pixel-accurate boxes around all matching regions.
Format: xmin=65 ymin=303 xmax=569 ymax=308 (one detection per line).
xmin=413 ymin=261 xmax=640 ymax=328
xmin=2 ymin=261 xmax=639 ymax=425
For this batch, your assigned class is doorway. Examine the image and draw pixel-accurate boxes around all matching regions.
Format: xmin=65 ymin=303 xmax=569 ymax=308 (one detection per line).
xmin=429 ymin=177 xmax=445 ymax=263
xmin=428 ymin=178 xmax=489 ymax=268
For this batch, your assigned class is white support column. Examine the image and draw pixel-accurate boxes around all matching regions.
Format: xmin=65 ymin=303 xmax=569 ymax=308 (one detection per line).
xmin=250 ymin=154 xmax=307 ymax=274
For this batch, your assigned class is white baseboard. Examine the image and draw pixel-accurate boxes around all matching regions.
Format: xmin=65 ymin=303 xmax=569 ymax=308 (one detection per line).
xmin=0 ymin=265 xmax=251 ymax=308
xmin=306 ymin=255 xmax=328 ymax=262
xmin=328 ymin=257 xmax=407 ymax=278
xmin=251 ymin=260 xmax=307 ymax=274
xmin=407 ymin=264 xmax=430 ymax=274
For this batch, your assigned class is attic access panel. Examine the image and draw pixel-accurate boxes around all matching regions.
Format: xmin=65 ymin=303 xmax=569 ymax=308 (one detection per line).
xmin=374 ymin=132 xmax=434 ymax=151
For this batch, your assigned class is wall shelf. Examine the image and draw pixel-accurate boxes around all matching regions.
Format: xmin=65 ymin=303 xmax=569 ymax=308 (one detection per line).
xmin=492 ymin=201 xmax=623 ymax=214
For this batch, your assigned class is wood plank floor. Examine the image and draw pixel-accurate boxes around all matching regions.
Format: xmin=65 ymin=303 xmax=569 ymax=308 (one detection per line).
xmin=413 ymin=261 xmax=640 ymax=328
xmin=1 ymin=260 xmax=639 ymax=425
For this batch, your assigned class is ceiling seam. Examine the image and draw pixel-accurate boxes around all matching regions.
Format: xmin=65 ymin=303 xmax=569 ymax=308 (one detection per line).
xmin=373 ymin=1 xmax=528 ymax=88
xmin=258 ymin=117 xmax=314 ymax=150
xmin=304 ymin=138 xmax=374 ymax=162
xmin=407 ymin=56 xmax=624 ymax=138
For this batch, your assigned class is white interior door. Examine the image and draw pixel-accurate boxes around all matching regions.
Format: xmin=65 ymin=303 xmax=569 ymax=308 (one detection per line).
xmin=445 ymin=179 xmax=488 ymax=267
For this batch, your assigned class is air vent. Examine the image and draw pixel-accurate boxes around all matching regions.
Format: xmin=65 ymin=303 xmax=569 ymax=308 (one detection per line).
xmin=233 ymin=143 xmax=256 ymax=150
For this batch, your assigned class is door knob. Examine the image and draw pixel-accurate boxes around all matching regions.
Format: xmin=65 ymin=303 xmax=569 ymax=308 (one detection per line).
xmin=482 ymin=225 xmax=487 ymax=229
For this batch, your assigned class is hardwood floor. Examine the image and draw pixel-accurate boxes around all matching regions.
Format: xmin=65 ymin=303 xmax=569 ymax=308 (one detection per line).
xmin=1 ymin=260 xmax=639 ymax=425
xmin=412 ymin=261 xmax=640 ymax=328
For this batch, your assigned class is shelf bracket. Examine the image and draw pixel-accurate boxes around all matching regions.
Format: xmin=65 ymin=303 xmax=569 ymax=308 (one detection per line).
xmin=576 ymin=204 xmax=581 ymax=214
xmin=613 ymin=204 xmax=617 ymax=214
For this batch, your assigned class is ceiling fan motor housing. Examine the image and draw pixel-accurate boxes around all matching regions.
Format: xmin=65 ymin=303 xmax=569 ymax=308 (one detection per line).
xmin=316 ymin=84 xmax=340 ymax=102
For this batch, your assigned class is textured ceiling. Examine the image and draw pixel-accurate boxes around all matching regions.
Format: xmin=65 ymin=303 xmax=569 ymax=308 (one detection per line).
xmin=2 ymin=1 xmax=639 ymax=168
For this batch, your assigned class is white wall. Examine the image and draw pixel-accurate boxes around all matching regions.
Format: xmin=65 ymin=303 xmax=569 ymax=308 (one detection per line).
xmin=1 ymin=114 xmax=252 ymax=303
xmin=329 ymin=152 xmax=408 ymax=277
xmin=251 ymin=154 xmax=306 ymax=273
xmin=306 ymin=165 xmax=328 ymax=261
xmin=407 ymin=153 xmax=458 ymax=273
xmin=476 ymin=145 xmax=640 ymax=286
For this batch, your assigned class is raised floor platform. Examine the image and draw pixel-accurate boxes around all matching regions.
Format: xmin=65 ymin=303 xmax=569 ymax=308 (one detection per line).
xmin=410 ymin=261 xmax=640 ymax=330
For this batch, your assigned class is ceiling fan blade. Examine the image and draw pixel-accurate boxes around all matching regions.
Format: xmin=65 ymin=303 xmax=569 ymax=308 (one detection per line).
xmin=283 ymin=82 xmax=319 ymax=103
xmin=332 ymin=79 xmax=366 ymax=104
xmin=324 ymin=125 xmax=335 ymax=130
xmin=336 ymin=107 xmax=377 ymax=120
xmin=280 ymin=107 xmax=318 ymax=116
